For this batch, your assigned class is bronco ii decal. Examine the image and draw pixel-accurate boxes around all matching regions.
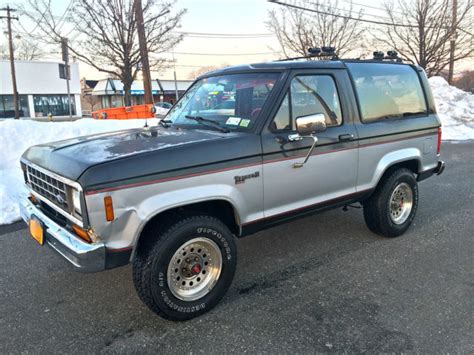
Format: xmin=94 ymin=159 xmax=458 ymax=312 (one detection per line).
xmin=234 ymin=171 xmax=260 ymax=184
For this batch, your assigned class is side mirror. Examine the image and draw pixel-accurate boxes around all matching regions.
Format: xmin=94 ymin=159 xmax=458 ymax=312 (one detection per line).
xmin=289 ymin=113 xmax=327 ymax=169
xmin=295 ymin=113 xmax=327 ymax=136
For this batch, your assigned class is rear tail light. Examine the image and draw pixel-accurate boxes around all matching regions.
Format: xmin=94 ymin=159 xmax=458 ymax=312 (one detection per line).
xmin=437 ymin=127 xmax=442 ymax=155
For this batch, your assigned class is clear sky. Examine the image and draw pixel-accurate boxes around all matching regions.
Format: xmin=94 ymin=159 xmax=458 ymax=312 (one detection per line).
xmin=1 ymin=0 xmax=471 ymax=81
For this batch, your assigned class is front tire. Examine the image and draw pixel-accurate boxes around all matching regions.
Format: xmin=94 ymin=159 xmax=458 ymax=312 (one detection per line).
xmin=133 ymin=215 xmax=237 ymax=321
xmin=363 ymin=168 xmax=419 ymax=238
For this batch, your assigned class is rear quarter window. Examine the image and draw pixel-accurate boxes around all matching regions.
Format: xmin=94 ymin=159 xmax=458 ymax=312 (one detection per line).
xmin=347 ymin=63 xmax=427 ymax=123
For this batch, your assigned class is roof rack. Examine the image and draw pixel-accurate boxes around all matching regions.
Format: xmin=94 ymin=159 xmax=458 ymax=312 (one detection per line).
xmin=275 ymin=47 xmax=403 ymax=64
xmin=275 ymin=46 xmax=339 ymax=62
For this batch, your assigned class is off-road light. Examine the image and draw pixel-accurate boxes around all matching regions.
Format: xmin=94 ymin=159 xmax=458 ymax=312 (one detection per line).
xmin=373 ymin=51 xmax=384 ymax=60
xmin=308 ymin=47 xmax=321 ymax=55
xmin=322 ymin=46 xmax=335 ymax=53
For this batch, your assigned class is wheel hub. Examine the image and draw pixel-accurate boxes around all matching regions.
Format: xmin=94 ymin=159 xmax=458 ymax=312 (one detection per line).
xmin=191 ymin=263 xmax=202 ymax=275
xmin=389 ymin=182 xmax=413 ymax=225
xmin=166 ymin=237 xmax=223 ymax=302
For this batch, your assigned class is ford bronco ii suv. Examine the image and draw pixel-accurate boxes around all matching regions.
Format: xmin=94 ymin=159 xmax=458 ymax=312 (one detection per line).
xmin=20 ymin=57 xmax=445 ymax=320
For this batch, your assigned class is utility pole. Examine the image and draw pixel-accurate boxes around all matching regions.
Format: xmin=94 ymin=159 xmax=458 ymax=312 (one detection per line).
xmin=448 ymin=0 xmax=457 ymax=85
xmin=134 ymin=0 xmax=153 ymax=105
xmin=61 ymin=37 xmax=73 ymax=119
xmin=1 ymin=5 xmax=20 ymax=119
xmin=172 ymin=48 xmax=179 ymax=101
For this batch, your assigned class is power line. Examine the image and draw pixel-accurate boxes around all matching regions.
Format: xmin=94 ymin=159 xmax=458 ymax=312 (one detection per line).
xmin=270 ymin=0 xmax=474 ymax=35
xmin=268 ymin=0 xmax=432 ymax=28
xmin=174 ymin=31 xmax=274 ymax=38
xmin=174 ymin=64 xmax=216 ymax=68
xmin=56 ymin=0 xmax=75 ymax=32
xmin=340 ymin=0 xmax=405 ymax=15
xmin=306 ymin=0 xmax=394 ymax=21
xmin=170 ymin=51 xmax=277 ymax=56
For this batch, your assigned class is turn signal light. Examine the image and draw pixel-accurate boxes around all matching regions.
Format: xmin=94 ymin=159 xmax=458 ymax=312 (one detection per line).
xmin=72 ymin=224 xmax=92 ymax=243
xmin=30 ymin=193 xmax=37 ymax=204
xmin=104 ymin=196 xmax=115 ymax=221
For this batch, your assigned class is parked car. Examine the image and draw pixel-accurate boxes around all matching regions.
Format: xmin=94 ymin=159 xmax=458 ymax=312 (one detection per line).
xmin=155 ymin=102 xmax=173 ymax=109
xmin=20 ymin=58 xmax=445 ymax=321
xmin=154 ymin=102 xmax=172 ymax=118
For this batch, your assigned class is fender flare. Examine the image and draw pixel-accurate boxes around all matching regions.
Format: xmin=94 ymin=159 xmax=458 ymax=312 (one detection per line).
xmin=370 ymin=148 xmax=422 ymax=189
xmin=129 ymin=184 xmax=248 ymax=258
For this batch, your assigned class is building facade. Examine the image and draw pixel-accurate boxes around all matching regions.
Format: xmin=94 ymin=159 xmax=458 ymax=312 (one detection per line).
xmin=91 ymin=79 xmax=193 ymax=108
xmin=0 ymin=60 xmax=82 ymax=119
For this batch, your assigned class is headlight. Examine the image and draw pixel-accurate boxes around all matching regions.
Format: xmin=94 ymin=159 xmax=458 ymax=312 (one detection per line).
xmin=72 ymin=188 xmax=82 ymax=216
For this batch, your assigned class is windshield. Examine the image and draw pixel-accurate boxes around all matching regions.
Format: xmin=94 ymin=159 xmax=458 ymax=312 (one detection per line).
xmin=166 ymin=73 xmax=280 ymax=131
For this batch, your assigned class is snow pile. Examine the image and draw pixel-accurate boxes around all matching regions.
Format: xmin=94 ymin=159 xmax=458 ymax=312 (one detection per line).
xmin=0 ymin=118 xmax=158 ymax=225
xmin=429 ymin=76 xmax=474 ymax=140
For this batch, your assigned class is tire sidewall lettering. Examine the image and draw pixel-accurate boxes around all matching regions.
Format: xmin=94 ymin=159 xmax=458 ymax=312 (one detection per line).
xmin=196 ymin=227 xmax=232 ymax=261
xmin=151 ymin=221 xmax=236 ymax=316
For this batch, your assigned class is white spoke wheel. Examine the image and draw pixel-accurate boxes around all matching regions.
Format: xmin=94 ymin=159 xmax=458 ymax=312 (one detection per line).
xmin=167 ymin=237 xmax=223 ymax=301
xmin=389 ymin=182 xmax=413 ymax=225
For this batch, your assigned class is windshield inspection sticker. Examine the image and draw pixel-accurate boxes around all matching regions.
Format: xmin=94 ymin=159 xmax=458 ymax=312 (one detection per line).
xmin=239 ymin=119 xmax=251 ymax=128
xmin=226 ymin=117 xmax=241 ymax=125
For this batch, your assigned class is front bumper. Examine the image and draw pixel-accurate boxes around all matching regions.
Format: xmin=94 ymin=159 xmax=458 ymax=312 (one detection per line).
xmin=20 ymin=198 xmax=106 ymax=273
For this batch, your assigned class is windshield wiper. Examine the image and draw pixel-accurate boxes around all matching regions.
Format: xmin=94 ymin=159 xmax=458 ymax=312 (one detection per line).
xmin=185 ymin=115 xmax=230 ymax=133
xmin=159 ymin=119 xmax=172 ymax=128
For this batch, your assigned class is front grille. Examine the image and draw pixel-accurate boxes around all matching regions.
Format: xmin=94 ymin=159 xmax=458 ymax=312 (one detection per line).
xmin=27 ymin=165 xmax=69 ymax=211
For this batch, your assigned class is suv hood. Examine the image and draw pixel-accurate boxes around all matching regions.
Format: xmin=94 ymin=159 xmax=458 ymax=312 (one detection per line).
xmin=22 ymin=126 xmax=261 ymax=189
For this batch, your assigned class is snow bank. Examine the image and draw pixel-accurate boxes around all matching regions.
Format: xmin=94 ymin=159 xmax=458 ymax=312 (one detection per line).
xmin=0 ymin=118 xmax=157 ymax=225
xmin=429 ymin=76 xmax=474 ymax=140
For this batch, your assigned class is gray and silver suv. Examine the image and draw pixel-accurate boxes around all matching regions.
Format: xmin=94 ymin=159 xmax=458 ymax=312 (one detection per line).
xmin=20 ymin=59 xmax=445 ymax=320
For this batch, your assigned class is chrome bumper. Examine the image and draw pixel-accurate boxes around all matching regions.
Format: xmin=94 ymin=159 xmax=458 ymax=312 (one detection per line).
xmin=435 ymin=160 xmax=446 ymax=175
xmin=20 ymin=198 xmax=106 ymax=273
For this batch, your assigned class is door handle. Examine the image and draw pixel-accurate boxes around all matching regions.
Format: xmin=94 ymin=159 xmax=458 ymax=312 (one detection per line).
xmin=338 ymin=134 xmax=354 ymax=142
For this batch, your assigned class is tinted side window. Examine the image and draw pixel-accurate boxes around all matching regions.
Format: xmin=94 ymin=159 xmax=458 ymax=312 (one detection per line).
xmin=272 ymin=93 xmax=291 ymax=130
xmin=291 ymin=75 xmax=342 ymax=127
xmin=347 ymin=63 xmax=427 ymax=123
xmin=270 ymin=75 xmax=342 ymax=131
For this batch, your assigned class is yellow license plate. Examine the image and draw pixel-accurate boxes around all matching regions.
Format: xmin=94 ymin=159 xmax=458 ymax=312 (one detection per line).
xmin=29 ymin=217 xmax=44 ymax=246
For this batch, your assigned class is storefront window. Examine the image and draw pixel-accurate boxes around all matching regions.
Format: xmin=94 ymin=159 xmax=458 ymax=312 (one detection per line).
xmin=0 ymin=95 xmax=30 ymax=118
xmin=33 ymin=95 xmax=76 ymax=117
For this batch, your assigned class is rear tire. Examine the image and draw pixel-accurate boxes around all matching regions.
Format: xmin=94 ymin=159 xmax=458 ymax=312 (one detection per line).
xmin=363 ymin=168 xmax=419 ymax=238
xmin=132 ymin=215 xmax=237 ymax=321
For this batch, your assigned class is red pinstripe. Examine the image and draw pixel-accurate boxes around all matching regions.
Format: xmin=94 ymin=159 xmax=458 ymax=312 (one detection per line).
xmin=85 ymin=131 xmax=436 ymax=195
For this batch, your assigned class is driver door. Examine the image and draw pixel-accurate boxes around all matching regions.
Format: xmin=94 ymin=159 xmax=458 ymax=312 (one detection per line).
xmin=261 ymin=71 xmax=358 ymax=222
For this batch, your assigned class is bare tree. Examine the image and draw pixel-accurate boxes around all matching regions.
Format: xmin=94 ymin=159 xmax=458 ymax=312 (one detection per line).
xmin=0 ymin=37 xmax=44 ymax=61
xmin=266 ymin=0 xmax=366 ymax=58
xmin=187 ymin=64 xmax=229 ymax=79
xmin=379 ymin=0 xmax=474 ymax=76
xmin=454 ymin=70 xmax=474 ymax=91
xmin=82 ymin=93 xmax=100 ymax=113
xmin=23 ymin=0 xmax=186 ymax=105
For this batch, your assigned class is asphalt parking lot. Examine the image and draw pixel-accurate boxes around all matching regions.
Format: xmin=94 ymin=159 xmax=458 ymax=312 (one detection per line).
xmin=1 ymin=141 xmax=473 ymax=353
